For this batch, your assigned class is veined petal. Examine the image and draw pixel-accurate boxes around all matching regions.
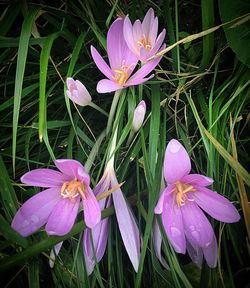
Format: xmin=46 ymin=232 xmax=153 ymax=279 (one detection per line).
xmin=46 ymin=197 xmax=80 ymax=236
xmin=11 ymin=188 xmax=61 ymax=237
xmin=97 ymin=79 xmax=122 ymax=93
xmin=132 ymin=20 xmax=143 ymax=46
xmin=124 ymin=15 xmax=138 ymax=55
xmin=142 ymin=8 xmax=155 ymax=38
xmin=107 ymin=18 xmax=125 ymax=71
xmin=149 ymin=29 xmax=166 ymax=57
xmin=90 ymin=46 xmax=113 ymax=79
xmin=186 ymin=239 xmax=203 ymax=268
xmin=162 ymin=193 xmax=186 ymax=253
xmin=193 ymin=186 xmax=240 ymax=223
xmin=148 ymin=17 xmax=158 ymax=45
xmin=55 ymin=159 xmax=90 ymax=185
xmin=181 ymin=174 xmax=214 ymax=187
xmin=125 ymin=74 xmax=154 ymax=87
xmin=111 ymin=176 xmax=140 ymax=272
xmin=154 ymin=184 xmax=174 ymax=214
xmin=83 ymin=187 xmax=101 ymax=229
xmin=202 ymin=234 xmax=217 ymax=268
xmin=164 ymin=139 xmax=191 ymax=184
xmin=75 ymin=80 xmax=92 ymax=106
xmin=153 ymin=218 xmax=169 ymax=268
xmin=181 ymin=201 xmax=214 ymax=248
xmin=21 ymin=169 xmax=69 ymax=188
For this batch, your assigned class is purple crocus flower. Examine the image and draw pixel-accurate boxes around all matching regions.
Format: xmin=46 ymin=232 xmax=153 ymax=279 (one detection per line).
xmin=154 ymin=139 xmax=240 ymax=268
xmin=83 ymin=165 xmax=141 ymax=274
xmin=66 ymin=78 xmax=92 ymax=106
xmin=123 ymin=8 xmax=166 ymax=62
xmin=91 ymin=18 xmax=163 ymax=93
xmin=11 ymin=159 xmax=101 ymax=237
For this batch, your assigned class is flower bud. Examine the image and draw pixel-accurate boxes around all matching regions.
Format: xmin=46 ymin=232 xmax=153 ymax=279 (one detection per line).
xmin=66 ymin=77 xmax=92 ymax=106
xmin=132 ymin=100 xmax=146 ymax=132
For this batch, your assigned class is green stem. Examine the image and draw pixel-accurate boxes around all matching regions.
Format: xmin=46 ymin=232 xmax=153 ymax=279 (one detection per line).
xmin=106 ymin=90 xmax=122 ymax=135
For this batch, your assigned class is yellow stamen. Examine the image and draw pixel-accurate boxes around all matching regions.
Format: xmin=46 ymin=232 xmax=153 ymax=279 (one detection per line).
xmin=137 ymin=35 xmax=152 ymax=52
xmin=60 ymin=178 xmax=86 ymax=202
xmin=114 ymin=64 xmax=133 ymax=86
xmin=173 ymin=181 xmax=196 ymax=207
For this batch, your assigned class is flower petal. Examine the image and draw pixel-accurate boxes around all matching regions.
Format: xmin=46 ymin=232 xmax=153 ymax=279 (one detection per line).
xmin=46 ymin=197 xmax=80 ymax=236
xmin=202 ymin=234 xmax=217 ymax=268
xmin=125 ymin=74 xmax=154 ymax=87
xmin=124 ymin=15 xmax=138 ymax=56
xmin=75 ymin=80 xmax=92 ymax=106
xmin=149 ymin=29 xmax=166 ymax=57
xmin=149 ymin=17 xmax=158 ymax=45
xmin=83 ymin=187 xmax=101 ymax=229
xmin=181 ymin=174 xmax=214 ymax=187
xmin=153 ymin=218 xmax=169 ymax=268
xmin=21 ymin=169 xmax=69 ymax=188
xmin=162 ymin=193 xmax=186 ymax=253
xmin=97 ymin=79 xmax=122 ymax=93
xmin=164 ymin=139 xmax=191 ymax=184
xmin=193 ymin=186 xmax=240 ymax=223
xmin=11 ymin=188 xmax=61 ymax=237
xmin=49 ymin=241 xmax=63 ymax=268
xmin=111 ymin=175 xmax=140 ymax=272
xmin=142 ymin=8 xmax=155 ymax=39
xmin=181 ymin=201 xmax=214 ymax=248
xmin=186 ymin=239 xmax=203 ymax=268
xmin=154 ymin=184 xmax=174 ymax=214
xmin=90 ymin=46 xmax=113 ymax=79
xmin=55 ymin=159 xmax=90 ymax=185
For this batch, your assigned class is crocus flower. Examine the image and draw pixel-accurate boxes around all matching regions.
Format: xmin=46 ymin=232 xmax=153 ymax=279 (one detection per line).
xmin=91 ymin=18 xmax=164 ymax=93
xmin=124 ymin=8 xmax=166 ymax=62
xmin=154 ymin=139 xmax=240 ymax=268
xmin=83 ymin=165 xmax=140 ymax=274
xmin=66 ymin=77 xmax=92 ymax=106
xmin=11 ymin=159 xmax=101 ymax=237
xmin=132 ymin=100 xmax=146 ymax=132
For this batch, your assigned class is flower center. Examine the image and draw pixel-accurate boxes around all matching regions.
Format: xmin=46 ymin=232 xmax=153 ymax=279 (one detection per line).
xmin=137 ymin=35 xmax=152 ymax=52
xmin=173 ymin=181 xmax=196 ymax=207
xmin=60 ymin=178 xmax=86 ymax=202
xmin=114 ymin=64 xmax=132 ymax=86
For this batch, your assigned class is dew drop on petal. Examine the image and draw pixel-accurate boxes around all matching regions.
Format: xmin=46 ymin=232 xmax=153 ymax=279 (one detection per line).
xmin=170 ymin=226 xmax=181 ymax=237
xmin=22 ymin=220 xmax=29 ymax=228
xmin=31 ymin=215 xmax=39 ymax=223
xmin=191 ymin=230 xmax=200 ymax=242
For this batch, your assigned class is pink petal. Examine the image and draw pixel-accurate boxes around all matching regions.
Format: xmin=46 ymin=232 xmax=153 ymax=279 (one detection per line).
xmin=21 ymin=169 xmax=69 ymax=188
xmin=111 ymin=175 xmax=140 ymax=272
xmin=202 ymin=234 xmax=217 ymax=268
xmin=90 ymin=46 xmax=113 ymax=79
xmin=125 ymin=74 xmax=154 ymax=87
xmin=193 ymin=187 xmax=240 ymax=223
xmin=107 ymin=18 xmax=125 ymax=71
xmin=132 ymin=20 xmax=143 ymax=45
xmin=75 ymin=80 xmax=92 ymax=106
xmin=152 ymin=218 xmax=169 ymax=268
xmin=11 ymin=188 xmax=61 ymax=237
xmin=149 ymin=29 xmax=166 ymax=57
xmin=124 ymin=15 xmax=138 ymax=56
xmin=186 ymin=239 xmax=203 ymax=268
xmin=181 ymin=201 xmax=214 ymax=248
xmin=164 ymin=139 xmax=191 ymax=184
xmin=148 ymin=17 xmax=158 ymax=45
xmin=83 ymin=187 xmax=101 ymax=229
xmin=154 ymin=185 xmax=174 ymax=214
xmin=162 ymin=194 xmax=186 ymax=253
xmin=66 ymin=77 xmax=74 ymax=87
xmin=55 ymin=159 xmax=90 ymax=185
xmin=46 ymin=197 xmax=80 ymax=236
xmin=97 ymin=79 xmax=122 ymax=93
xmin=181 ymin=174 xmax=214 ymax=187
xmin=142 ymin=8 xmax=155 ymax=38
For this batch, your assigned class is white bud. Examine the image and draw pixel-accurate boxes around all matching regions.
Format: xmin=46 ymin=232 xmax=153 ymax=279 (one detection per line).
xmin=132 ymin=100 xmax=146 ymax=132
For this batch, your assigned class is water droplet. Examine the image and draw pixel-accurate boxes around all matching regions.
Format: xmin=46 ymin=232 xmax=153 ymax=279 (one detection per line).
xmin=31 ymin=215 xmax=39 ymax=223
xmin=170 ymin=226 xmax=181 ymax=237
xmin=191 ymin=230 xmax=200 ymax=242
xmin=22 ymin=220 xmax=29 ymax=228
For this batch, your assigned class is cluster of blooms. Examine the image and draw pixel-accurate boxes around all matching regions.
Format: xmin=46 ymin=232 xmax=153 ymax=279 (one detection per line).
xmin=11 ymin=8 xmax=240 ymax=275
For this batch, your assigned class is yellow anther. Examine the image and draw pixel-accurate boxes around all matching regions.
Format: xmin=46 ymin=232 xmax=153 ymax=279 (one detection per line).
xmin=174 ymin=181 xmax=196 ymax=207
xmin=60 ymin=178 xmax=86 ymax=202
xmin=137 ymin=36 xmax=152 ymax=52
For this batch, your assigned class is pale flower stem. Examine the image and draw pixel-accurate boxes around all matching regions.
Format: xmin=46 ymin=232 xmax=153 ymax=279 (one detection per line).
xmin=106 ymin=90 xmax=122 ymax=135
xmin=84 ymin=130 xmax=106 ymax=173
xmin=106 ymin=127 xmax=118 ymax=170
xmin=88 ymin=102 xmax=109 ymax=117
xmin=126 ymin=130 xmax=135 ymax=146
